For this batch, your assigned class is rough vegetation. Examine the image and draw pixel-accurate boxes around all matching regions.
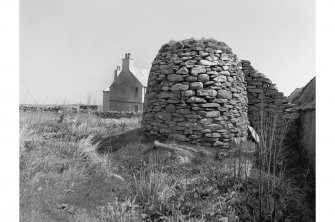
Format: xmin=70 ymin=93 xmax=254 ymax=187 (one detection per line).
xmin=20 ymin=109 xmax=314 ymax=221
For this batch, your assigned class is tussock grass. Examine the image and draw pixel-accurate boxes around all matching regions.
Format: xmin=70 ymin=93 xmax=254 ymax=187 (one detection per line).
xmin=20 ymin=111 xmax=314 ymax=221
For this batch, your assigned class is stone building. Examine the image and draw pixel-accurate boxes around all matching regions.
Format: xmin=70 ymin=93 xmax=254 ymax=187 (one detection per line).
xmin=103 ymin=53 xmax=149 ymax=112
xmin=141 ymin=39 xmax=300 ymax=149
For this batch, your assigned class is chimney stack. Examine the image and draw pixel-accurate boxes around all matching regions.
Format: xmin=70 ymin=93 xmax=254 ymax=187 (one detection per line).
xmin=122 ymin=52 xmax=133 ymax=70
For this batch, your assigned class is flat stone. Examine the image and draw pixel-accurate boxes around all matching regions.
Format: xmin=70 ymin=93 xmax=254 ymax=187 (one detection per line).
xmin=196 ymin=89 xmax=217 ymax=97
xmin=176 ymin=109 xmax=191 ymax=114
xmin=199 ymin=60 xmax=216 ymax=66
xmin=184 ymin=114 xmax=201 ymax=118
xmin=158 ymin=92 xmax=178 ymax=99
xmin=170 ymin=83 xmax=189 ymax=91
xmin=152 ymin=106 xmax=162 ymax=112
xmin=185 ymin=76 xmax=198 ymax=82
xmin=155 ymin=112 xmax=172 ymax=121
xmin=213 ymin=75 xmax=227 ymax=82
xmin=161 ymin=68 xmax=174 ymax=75
xmin=166 ymin=98 xmax=180 ymax=103
xmin=173 ymin=117 xmax=185 ymax=121
xmin=181 ymin=90 xmax=195 ymax=97
xmin=206 ymin=111 xmax=220 ymax=118
xmin=199 ymin=51 xmax=209 ymax=57
xmin=187 ymin=96 xmax=207 ymax=103
xmin=167 ymin=74 xmax=183 ymax=82
xmin=198 ymin=74 xmax=210 ymax=81
xmin=213 ymin=98 xmax=228 ymax=103
xmin=166 ymin=104 xmax=176 ymax=113
xmin=248 ymin=88 xmax=263 ymax=93
xmin=181 ymin=56 xmax=193 ymax=61
xmin=217 ymin=90 xmax=232 ymax=99
xmin=190 ymin=82 xmax=203 ymax=90
xmin=191 ymin=66 xmax=206 ymax=75
xmin=201 ymin=103 xmax=220 ymax=108
xmin=229 ymin=100 xmax=238 ymax=105
xmin=204 ymin=124 xmax=223 ymax=130
xmin=199 ymin=118 xmax=213 ymax=124
xmin=205 ymin=133 xmax=221 ymax=138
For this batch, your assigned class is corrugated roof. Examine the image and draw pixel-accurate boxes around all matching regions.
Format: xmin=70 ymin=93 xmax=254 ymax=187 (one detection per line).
xmin=130 ymin=67 xmax=149 ymax=87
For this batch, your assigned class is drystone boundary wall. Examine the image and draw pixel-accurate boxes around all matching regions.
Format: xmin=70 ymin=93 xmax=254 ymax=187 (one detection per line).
xmin=19 ymin=105 xmax=141 ymax=119
xmin=241 ymin=60 xmax=300 ymax=128
xmin=142 ymin=39 xmax=249 ymax=149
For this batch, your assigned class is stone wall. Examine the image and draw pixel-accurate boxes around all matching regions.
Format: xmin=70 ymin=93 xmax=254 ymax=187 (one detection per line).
xmin=142 ymin=39 xmax=249 ymax=149
xmin=241 ymin=60 xmax=300 ymax=128
xmin=19 ymin=105 xmax=141 ymax=119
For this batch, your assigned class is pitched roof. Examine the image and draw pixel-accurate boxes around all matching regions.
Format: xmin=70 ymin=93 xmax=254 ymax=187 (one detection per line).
xmin=130 ymin=67 xmax=149 ymax=87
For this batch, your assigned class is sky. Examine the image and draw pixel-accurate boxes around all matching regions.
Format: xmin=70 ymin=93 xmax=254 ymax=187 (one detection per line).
xmin=20 ymin=0 xmax=315 ymax=105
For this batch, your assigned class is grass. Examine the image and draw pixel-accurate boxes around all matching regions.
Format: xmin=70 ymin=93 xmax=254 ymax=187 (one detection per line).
xmin=20 ymin=110 xmax=314 ymax=222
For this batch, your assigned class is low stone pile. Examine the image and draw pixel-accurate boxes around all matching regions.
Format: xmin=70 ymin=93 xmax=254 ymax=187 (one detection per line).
xmin=142 ymin=39 xmax=249 ymax=149
xmin=19 ymin=105 xmax=64 ymax=112
xmin=19 ymin=105 xmax=141 ymax=119
xmin=93 ymin=111 xmax=141 ymax=119
xmin=241 ymin=60 xmax=300 ymax=127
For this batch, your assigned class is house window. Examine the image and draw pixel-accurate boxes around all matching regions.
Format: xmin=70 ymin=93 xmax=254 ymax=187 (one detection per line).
xmin=135 ymin=87 xmax=139 ymax=97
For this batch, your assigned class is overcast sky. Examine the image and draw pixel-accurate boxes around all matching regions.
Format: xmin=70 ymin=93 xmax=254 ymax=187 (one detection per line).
xmin=20 ymin=0 xmax=315 ymax=105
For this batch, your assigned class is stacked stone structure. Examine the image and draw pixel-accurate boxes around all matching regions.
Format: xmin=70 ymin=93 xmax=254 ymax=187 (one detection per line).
xmin=142 ymin=39 xmax=249 ymax=148
xmin=241 ymin=60 xmax=300 ymax=128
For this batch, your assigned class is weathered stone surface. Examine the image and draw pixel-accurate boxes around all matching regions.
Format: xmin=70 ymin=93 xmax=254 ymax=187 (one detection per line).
xmin=170 ymin=83 xmax=189 ymax=91
xmin=190 ymin=82 xmax=204 ymax=90
xmin=206 ymin=111 xmax=220 ymax=118
xmin=181 ymin=90 xmax=195 ymax=97
xmin=142 ymin=39 xmax=250 ymax=148
xmin=155 ymin=112 xmax=172 ymax=121
xmin=204 ymin=124 xmax=223 ymax=130
xmin=217 ymin=90 xmax=232 ymax=99
xmin=176 ymin=109 xmax=191 ymax=114
xmin=205 ymin=133 xmax=221 ymax=138
xmin=158 ymin=92 xmax=178 ymax=99
xmin=185 ymin=60 xmax=196 ymax=68
xmin=187 ymin=97 xmax=207 ymax=103
xmin=199 ymin=51 xmax=209 ymax=57
xmin=213 ymin=98 xmax=228 ymax=103
xmin=199 ymin=60 xmax=216 ymax=66
xmin=213 ymin=76 xmax=227 ymax=82
xmin=201 ymin=103 xmax=220 ymax=108
xmin=185 ymin=76 xmax=198 ymax=82
xmin=176 ymin=66 xmax=189 ymax=74
xmin=167 ymin=74 xmax=183 ymax=82
xmin=196 ymin=89 xmax=217 ymax=97
xmin=166 ymin=104 xmax=176 ymax=113
xmin=198 ymin=74 xmax=210 ymax=81
xmin=191 ymin=66 xmax=206 ymax=75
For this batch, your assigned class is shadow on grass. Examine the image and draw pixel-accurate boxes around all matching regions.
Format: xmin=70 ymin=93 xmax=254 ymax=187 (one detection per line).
xmin=94 ymin=128 xmax=156 ymax=153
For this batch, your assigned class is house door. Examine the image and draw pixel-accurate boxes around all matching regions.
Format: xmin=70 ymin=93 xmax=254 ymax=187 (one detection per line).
xmin=134 ymin=105 xmax=138 ymax=113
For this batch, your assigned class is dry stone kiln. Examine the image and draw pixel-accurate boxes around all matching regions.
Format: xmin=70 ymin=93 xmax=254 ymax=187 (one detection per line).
xmin=142 ymin=39 xmax=250 ymax=149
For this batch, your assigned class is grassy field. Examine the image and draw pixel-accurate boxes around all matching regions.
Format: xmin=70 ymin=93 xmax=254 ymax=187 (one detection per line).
xmin=19 ymin=111 xmax=314 ymax=222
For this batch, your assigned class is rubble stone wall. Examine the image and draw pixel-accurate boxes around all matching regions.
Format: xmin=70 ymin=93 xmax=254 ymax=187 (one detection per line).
xmin=241 ymin=60 xmax=300 ymax=128
xmin=142 ymin=39 xmax=249 ymax=148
